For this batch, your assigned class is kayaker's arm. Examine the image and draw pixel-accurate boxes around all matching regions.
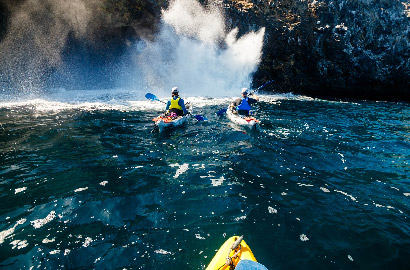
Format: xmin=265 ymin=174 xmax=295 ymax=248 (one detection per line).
xmin=180 ymin=99 xmax=188 ymax=114
xmin=230 ymin=98 xmax=241 ymax=111
xmin=249 ymin=93 xmax=259 ymax=101
xmin=229 ymin=102 xmax=236 ymax=112
xmin=165 ymin=100 xmax=171 ymax=111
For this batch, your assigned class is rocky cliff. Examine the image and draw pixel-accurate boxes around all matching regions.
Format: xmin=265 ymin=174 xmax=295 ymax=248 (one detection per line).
xmin=223 ymin=0 xmax=410 ymax=101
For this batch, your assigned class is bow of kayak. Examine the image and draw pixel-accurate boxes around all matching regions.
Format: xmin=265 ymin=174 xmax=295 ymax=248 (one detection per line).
xmin=206 ymin=236 xmax=267 ymax=270
xmin=226 ymin=108 xmax=260 ymax=128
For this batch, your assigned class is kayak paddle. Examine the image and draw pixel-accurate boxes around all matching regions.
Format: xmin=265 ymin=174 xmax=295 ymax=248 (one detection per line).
xmin=193 ymin=115 xmax=208 ymax=121
xmin=145 ymin=93 xmax=166 ymax=104
xmin=250 ymin=79 xmax=275 ymax=95
xmin=216 ymin=108 xmax=227 ymax=116
xmin=146 ymin=93 xmax=207 ymax=121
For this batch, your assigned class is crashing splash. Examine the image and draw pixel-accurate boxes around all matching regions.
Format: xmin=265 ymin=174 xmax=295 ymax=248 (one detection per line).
xmin=121 ymin=0 xmax=265 ymax=98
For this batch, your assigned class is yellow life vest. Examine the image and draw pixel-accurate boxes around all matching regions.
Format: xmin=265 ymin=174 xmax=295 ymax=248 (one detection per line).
xmin=169 ymin=97 xmax=182 ymax=110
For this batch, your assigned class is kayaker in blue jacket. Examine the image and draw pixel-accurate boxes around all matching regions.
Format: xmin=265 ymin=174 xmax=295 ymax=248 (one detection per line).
xmin=230 ymin=88 xmax=259 ymax=116
xmin=166 ymin=87 xmax=188 ymax=116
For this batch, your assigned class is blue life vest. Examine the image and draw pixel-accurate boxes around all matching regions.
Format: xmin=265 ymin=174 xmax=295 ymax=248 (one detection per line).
xmin=235 ymin=259 xmax=268 ymax=270
xmin=236 ymin=97 xmax=252 ymax=111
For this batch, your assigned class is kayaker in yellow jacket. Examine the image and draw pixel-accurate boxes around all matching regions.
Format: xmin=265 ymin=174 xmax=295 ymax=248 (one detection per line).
xmin=165 ymin=87 xmax=188 ymax=116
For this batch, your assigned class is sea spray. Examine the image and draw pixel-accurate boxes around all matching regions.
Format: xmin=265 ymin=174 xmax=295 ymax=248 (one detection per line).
xmin=0 ymin=0 xmax=108 ymax=92
xmin=121 ymin=0 xmax=265 ymax=98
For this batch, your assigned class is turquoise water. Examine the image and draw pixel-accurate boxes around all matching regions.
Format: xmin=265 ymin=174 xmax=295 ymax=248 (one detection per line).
xmin=0 ymin=92 xmax=409 ymax=269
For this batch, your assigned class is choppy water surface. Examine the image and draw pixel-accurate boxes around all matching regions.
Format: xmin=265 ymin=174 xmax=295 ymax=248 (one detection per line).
xmin=1 ymin=93 xmax=409 ymax=269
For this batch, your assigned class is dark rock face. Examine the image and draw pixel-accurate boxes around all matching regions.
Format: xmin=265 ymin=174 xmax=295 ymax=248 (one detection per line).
xmin=223 ymin=0 xmax=410 ymax=101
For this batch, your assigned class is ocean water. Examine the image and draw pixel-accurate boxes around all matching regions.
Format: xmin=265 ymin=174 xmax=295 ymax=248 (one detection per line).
xmin=0 ymin=91 xmax=410 ymax=269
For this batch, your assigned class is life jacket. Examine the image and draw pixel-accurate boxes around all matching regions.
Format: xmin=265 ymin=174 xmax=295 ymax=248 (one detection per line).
xmin=169 ymin=97 xmax=182 ymax=110
xmin=236 ymin=97 xmax=252 ymax=111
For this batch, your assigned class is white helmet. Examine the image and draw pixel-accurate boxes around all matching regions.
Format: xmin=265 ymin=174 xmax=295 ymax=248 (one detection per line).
xmin=172 ymin=87 xmax=179 ymax=94
xmin=241 ymin=88 xmax=249 ymax=94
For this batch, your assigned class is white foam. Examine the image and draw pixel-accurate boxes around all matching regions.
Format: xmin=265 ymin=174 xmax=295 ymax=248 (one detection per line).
xmin=42 ymin=237 xmax=56 ymax=243
xmin=373 ymin=203 xmax=395 ymax=210
xmin=300 ymin=234 xmax=309 ymax=241
xmin=335 ymin=23 xmax=348 ymax=31
xmin=0 ymin=92 xmax=296 ymax=114
xmin=154 ymin=249 xmax=172 ymax=255
xmin=211 ymin=176 xmax=225 ymax=186
xmin=74 ymin=187 xmax=89 ymax=192
xmin=31 ymin=211 xmax=56 ymax=229
xmin=0 ymin=96 xmax=161 ymax=112
xmin=10 ymin=239 xmax=28 ymax=249
xmin=0 ymin=228 xmax=15 ymax=245
xmin=0 ymin=219 xmax=26 ymax=244
xmin=268 ymin=206 xmax=278 ymax=214
xmin=15 ymin=187 xmax=27 ymax=194
xmin=82 ymin=237 xmax=93 ymax=247
xmin=195 ymin=234 xmax=206 ymax=240
xmin=170 ymin=163 xmax=189 ymax=179
xmin=334 ymin=190 xmax=357 ymax=202
xmin=338 ymin=153 xmax=346 ymax=163
xmin=320 ymin=187 xmax=330 ymax=193
xmin=402 ymin=2 xmax=410 ymax=17
xmin=234 ymin=215 xmax=247 ymax=221
xmin=297 ymin=183 xmax=314 ymax=187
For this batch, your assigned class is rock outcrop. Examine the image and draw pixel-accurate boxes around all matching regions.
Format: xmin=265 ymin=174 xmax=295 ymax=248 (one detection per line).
xmin=223 ymin=0 xmax=410 ymax=101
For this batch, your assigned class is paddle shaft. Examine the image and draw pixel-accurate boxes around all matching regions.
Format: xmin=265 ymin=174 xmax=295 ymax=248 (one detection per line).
xmin=250 ymin=80 xmax=275 ymax=95
xmin=145 ymin=93 xmax=167 ymax=104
